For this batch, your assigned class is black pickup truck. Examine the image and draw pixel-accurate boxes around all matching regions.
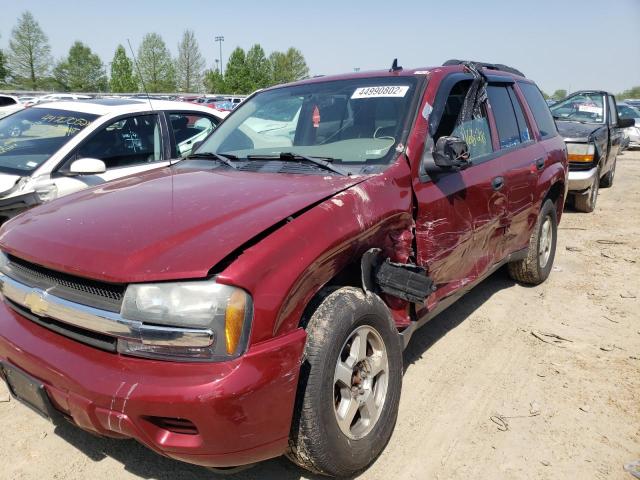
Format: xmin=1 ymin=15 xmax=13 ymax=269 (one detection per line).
xmin=550 ymin=91 xmax=634 ymax=212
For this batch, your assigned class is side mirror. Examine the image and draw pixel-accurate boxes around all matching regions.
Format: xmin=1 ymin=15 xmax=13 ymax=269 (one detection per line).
xmin=433 ymin=136 xmax=470 ymax=170
xmin=617 ymin=118 xmax=635 ymax=128
xmin=68 ymin=158 xmax=106 ymax=175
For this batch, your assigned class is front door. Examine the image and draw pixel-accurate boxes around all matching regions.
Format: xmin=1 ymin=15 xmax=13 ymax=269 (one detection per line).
xmin=413 ymin=75 xmax=506 ymax=311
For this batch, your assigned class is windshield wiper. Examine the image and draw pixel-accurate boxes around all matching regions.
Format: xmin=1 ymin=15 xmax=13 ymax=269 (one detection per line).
xmin=185 ymin=152 xmax=238 ymax=169
xmin=246 ymin=152 xmax=346 ymax=176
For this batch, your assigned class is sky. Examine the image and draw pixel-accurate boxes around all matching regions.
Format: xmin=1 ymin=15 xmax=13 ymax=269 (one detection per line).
xmin=1 ymin=0 xmax=639 ymax=94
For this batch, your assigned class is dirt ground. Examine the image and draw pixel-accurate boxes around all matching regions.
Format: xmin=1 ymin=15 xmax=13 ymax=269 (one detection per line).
xmin=1 ymin=151 xmax=639 ymax=480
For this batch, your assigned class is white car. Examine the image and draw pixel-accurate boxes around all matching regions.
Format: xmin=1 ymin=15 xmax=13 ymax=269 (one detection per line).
xmin=0 ymin=98 xmax=228 ymax=222
xmin=34 ymin=93 xmax=93 ymax=104
xmin=0 ymin=95 xmax=24 ymax=120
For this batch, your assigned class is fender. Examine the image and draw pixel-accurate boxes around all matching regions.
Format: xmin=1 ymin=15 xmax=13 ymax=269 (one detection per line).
xmin=217 ymin=158 xmax=415 ymax=345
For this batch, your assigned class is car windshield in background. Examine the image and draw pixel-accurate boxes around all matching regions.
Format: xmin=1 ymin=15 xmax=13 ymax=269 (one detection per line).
xmin=550 ymin=93 xmax=605 ymax=123
xmin=618 ymin=104 xmax=640 ymax=120
xmin=0 ymin=108 xmax=98 ymax=175
xmin=197 ymin=77 xmax=419 ymax=173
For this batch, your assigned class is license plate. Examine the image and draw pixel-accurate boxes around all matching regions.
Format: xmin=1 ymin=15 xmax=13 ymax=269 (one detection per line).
xmin=1 ymin=363 xmax=53 ymax=419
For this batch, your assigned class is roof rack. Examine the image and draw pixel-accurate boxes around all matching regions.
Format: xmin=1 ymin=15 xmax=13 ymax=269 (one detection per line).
xmin=442 ymin=59 xmax=526 ymax=78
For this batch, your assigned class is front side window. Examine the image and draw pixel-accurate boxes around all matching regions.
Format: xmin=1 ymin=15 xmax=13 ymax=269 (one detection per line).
xmin=550 ymin=92 xmax=605 ymax=124
xmin=0 ymin=107 xmax=98 ymax=175
xmin=607 ymin=96 xmax=618 ymax=126
xmin=169 ymin=113 xmax=218 ymax=158
xmin=198 ymin=77 xmax=419 ymax=174
xmin=76 ymin=114 xmax=162 ymax=169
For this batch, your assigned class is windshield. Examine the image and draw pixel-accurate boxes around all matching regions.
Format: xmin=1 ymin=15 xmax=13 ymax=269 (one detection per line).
xmin=550 ymin=93 xmax=605 ymax=123
xmin=618 ymin=104 xmax=640 ymax=120
xmin=197 ymin=77 xmax=419 ymax=174
xmin=0 ymin=108 xmax=98 ymax=175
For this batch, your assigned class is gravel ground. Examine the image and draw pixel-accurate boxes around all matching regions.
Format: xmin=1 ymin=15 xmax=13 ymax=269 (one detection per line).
xmin=1 ymin=150 xmax=639 ymax=480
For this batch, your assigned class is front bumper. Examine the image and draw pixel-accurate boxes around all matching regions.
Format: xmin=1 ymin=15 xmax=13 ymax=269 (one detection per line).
xmin=0 ymin=301 xmax=306 ymax=467
xmin=568 ymin=166 xmax=597 ymax=192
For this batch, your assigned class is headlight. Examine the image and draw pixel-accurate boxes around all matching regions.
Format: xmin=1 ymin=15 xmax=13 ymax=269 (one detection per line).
xmin=566 ymin=143 xmax=594 ymax=163
xmin=119 ymin=280 xmax=252 ymax=361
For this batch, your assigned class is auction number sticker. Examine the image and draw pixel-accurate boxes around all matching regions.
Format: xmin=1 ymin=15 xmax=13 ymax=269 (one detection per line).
xmin=578 ymin=105 xmax=602 ymax=115
xmin=351 ymin=86 xmax=409 ymax=99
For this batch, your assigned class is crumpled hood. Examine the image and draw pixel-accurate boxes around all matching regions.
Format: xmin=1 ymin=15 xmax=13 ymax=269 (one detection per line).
xmin=556 ymin=120 xmax=603 ymax=142
xmin=0 ymin=173 xmax=22 ymax=197
xmin=0 ymin=166 xmax=365 ymax=283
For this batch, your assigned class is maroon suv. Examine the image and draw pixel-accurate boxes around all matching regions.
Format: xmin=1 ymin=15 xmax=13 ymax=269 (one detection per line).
xmin=0 ymin=61 xmax=567 ymax=477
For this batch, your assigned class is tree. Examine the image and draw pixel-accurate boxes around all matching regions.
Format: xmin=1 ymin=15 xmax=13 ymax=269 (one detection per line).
xmin=204 ymin=68 xmax=227 ymax=94
xmin=270 ymin=47 xmax=309 ymax=85
xmin=176 ymin=30 xmax=204 ymax=93
xmin=0 ymin=49 xmax=7 ymax=86
xmin=245 ymin=44 xmax=270 ymax=91
xmin=7 ymin=11 xmax=52 ymax=89
xmin=137 ymin=33 xmax=176 ymax=92
xmin=552 ymin=89 xmax=567 ymax=100
xmin=224 ymin=47 xmax=249 ymax=94
xmin=618 ymin=86 xmax=640 ymax=100
xmin=53 ymin=41 xmax=107 ymax=92
xmin=110 ymin=45 xmax=137 ymax=93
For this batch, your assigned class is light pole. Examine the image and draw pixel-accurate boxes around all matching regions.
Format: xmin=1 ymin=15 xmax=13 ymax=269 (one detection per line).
xmin=215 ymin=36 xmax=225 ymax=75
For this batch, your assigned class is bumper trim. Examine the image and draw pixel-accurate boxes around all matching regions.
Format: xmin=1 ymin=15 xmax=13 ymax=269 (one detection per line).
xmin=0 ymin=273 xmax=214 ymax=348
xmin=568 ymin=166 xmax=598 ymax=192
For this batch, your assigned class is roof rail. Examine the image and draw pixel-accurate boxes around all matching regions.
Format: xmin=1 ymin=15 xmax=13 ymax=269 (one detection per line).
xmin=442 ymin=59 xmax=526 ymax=78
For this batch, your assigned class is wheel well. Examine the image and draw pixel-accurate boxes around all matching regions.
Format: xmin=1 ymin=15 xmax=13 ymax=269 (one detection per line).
xmin=544 ymin=181 xmax=565 ymax=219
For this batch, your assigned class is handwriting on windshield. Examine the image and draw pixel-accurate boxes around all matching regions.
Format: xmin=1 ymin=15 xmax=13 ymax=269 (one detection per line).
xmin=0 ymin=141 xmax=17 ymax=155
xmin=39 ymin=114 xmax=91 ymax=128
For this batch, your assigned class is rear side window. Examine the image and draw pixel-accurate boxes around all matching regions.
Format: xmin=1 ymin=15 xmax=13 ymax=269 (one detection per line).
xmin=519 ymin=82 xmax=557 ymax=138
xmin=487 ymin=85 xmax=521 ymax=149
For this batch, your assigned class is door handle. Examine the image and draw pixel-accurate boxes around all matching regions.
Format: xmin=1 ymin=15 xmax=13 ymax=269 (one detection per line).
xmin=535 ymin=157 xmax=545 ymax=171
xmin=492 ymin=176 xmax=505 ymax=191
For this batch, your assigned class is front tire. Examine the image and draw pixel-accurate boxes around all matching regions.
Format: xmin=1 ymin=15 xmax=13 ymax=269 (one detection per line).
xmin=508 ymin=199 xmax=558 ymax=285
xmin=600 ymin=158 xmax=616 ymax=188
xmin=288 ymin=287 xmax=403 ymax=477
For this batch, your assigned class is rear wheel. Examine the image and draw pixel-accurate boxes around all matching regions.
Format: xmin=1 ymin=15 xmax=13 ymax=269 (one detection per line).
xmin=508 ymin=199 xmax=558 ymax=285
xmin=574 ymin=166 xmax=600 ymax=213
xmin=600 ymin=158 xmax=616 ymax=188
xmin=288 ymin=287 xmax=402 ymax=477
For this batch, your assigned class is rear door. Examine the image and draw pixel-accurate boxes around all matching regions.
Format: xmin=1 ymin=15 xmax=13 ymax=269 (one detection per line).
xmin=486 ymin=82 xmax=545 ymax=256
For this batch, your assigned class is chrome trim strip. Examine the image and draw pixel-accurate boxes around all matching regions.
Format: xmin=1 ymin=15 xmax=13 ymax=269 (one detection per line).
xmin=0 ymin=273 xmax=213 ymax=348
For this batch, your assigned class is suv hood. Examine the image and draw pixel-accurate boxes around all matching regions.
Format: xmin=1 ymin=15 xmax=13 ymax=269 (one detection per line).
xmin=556 ymin=120 xmax=604 ymax=142
xmin=0 ymin=166 xmax=365 ymax=283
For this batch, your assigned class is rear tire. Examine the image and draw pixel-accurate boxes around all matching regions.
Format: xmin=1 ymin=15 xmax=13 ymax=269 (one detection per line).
xmin=574 ymin=166 xmax=600 ymax=213
xmin=288 ymin=287 xmax=402 ymax=477
xmin=599 ymin=158 xmax=616 ymax=188
xmin=508 ymin=199 xmax=558 ymax=285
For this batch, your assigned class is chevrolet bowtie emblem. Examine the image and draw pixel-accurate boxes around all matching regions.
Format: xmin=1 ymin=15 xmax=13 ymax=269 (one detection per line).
xmin=24 ymin=290 xmax=48 ymax=316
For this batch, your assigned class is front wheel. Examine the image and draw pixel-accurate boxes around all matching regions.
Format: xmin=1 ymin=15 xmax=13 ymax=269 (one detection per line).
xmin=288 ymin=287 xmax=403 ymax=477
xmin=508 ymin=199 xmax=558 ymax=285
xmin=574 ymin=166 xmax=600 ymax=212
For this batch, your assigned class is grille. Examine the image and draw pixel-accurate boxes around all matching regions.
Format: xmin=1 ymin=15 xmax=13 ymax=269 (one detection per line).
xmin=6 ymin=298 xmax=117 ymax=352
xmin=6 ymin=255 xmax=125 ymax=312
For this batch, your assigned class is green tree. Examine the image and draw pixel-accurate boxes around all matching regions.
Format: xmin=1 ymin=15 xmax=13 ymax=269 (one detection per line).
xmin=137 ymin=33 xmax=176 ymax=92
xmin=618 ymin=86 xmax=640 ymax=100
xmin=109 ymin=45 xmax=137 ymax=93
xmin=224 ymin=47 xmax=249 ymax=93
xmin=245 ymin=44 xmax=271 ymax=91
xmin=7 ymin=11 xmax=52 ymax=89
xmin=204 ymin=68 xmax=227 ymax=94
xmin=176 ymin=30 xmax=204 ymax=93
xmin=0 ymin=49 xmax=7 ymax=86
xmin=552 ymin=89 xmax=567 ymax=100
xmin=53 ymin=41 xmax=107 ymax=92
xmin=270 ymin=47 xmax=309 ymax=85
